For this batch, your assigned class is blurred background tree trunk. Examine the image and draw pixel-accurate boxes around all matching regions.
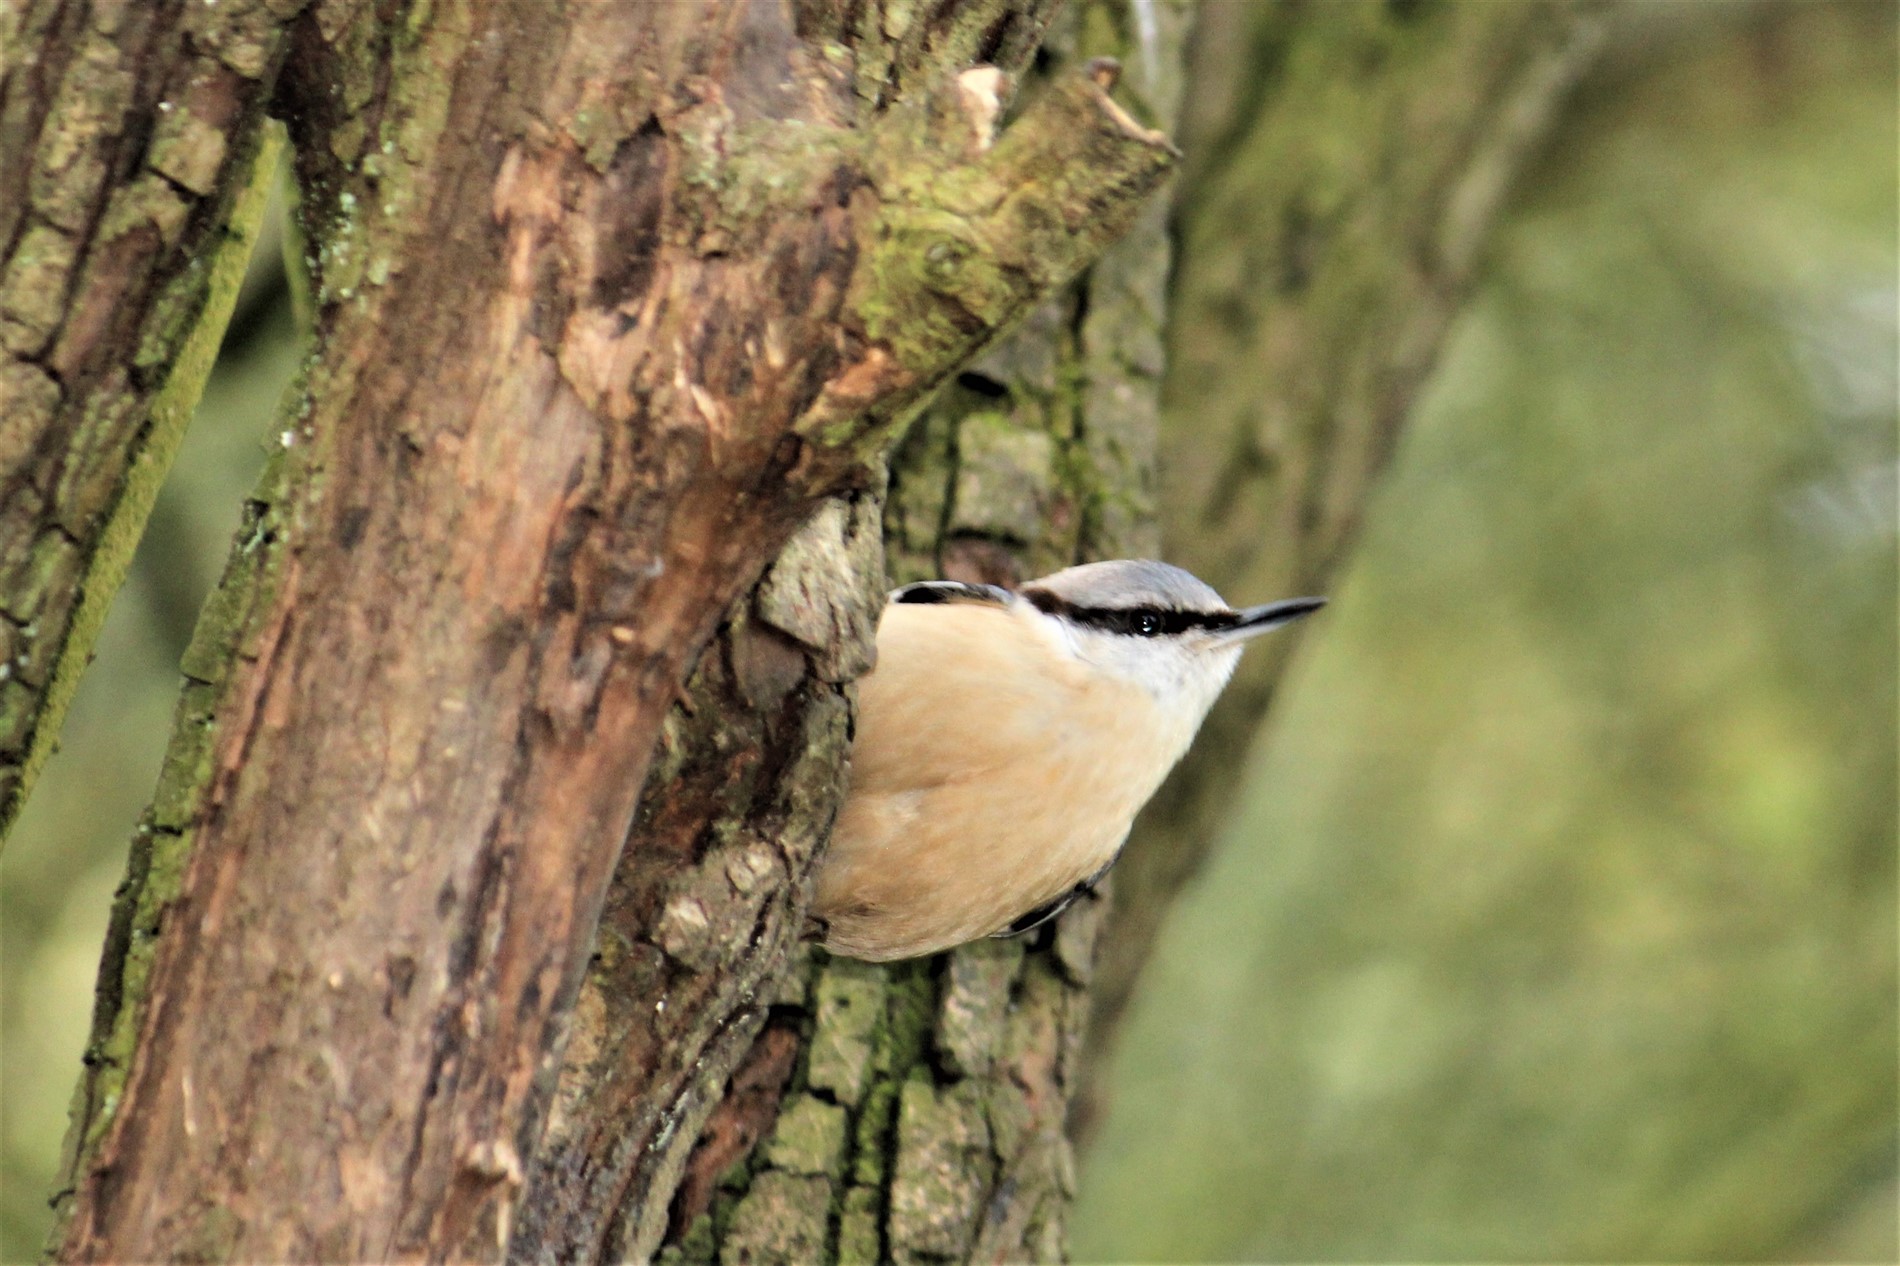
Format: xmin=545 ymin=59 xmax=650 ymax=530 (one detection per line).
xmin=1076 ymin=3 xmax=1896 ymax=1261
xmin=1082 ymin=0 xmax=1613 ymax=1128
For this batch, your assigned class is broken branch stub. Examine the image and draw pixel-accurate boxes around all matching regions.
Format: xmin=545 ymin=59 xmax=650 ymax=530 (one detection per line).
xmin=800 ymin=59 xmax=1178 ymax=458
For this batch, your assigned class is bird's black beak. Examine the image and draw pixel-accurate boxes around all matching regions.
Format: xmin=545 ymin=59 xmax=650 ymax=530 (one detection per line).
xmin=1213 ymin=596 xmax=1326 ymax=644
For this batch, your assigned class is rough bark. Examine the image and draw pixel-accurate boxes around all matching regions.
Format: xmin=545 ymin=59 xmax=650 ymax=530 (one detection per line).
xmin=1077 ymin=0 xmax=1614 ymax=1133
xmin=46 ymin=4 xmax=1172 ymax=1262
xmin=0 ymin=0 xmax=295 ymax=839
xmin=512 ymin=5 xmax=1191 ymax=1261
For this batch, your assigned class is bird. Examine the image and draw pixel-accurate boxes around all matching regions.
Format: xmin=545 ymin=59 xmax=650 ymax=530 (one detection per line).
xmin=810 ymin=559 xmax=1324 ymax=962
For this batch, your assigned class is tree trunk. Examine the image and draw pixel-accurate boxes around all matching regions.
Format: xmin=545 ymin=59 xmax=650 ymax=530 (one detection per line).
xmin=43 ymin=4 xmax=1172 ymax=1261
xmin=0 ymin=0 xmax=289 ymax=837
xmin=511 ymin=5 xmax=1193 ymax=1260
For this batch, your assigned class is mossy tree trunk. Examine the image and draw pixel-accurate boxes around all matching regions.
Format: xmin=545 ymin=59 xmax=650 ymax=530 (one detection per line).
xmin=38 ymin=3 xmax=1174 ymax=1262
xmin=512 ymin=5 xmax=1194 ymax=1261
xmin=0 ymin=0 xmax=290 ymax=838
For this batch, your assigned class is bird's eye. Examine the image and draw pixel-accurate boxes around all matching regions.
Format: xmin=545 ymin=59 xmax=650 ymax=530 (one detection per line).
xmin=1132 ymin=611 xmax=1164 ymax=636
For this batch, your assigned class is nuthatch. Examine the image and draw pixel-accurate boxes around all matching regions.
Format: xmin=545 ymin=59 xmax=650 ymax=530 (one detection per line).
xmin=812 ymin=559 xmax=1324 ymax=962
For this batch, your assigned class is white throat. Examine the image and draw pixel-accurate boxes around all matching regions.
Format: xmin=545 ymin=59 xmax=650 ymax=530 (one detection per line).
xmin=1048 ymin=619 xmax=1243 ymax=728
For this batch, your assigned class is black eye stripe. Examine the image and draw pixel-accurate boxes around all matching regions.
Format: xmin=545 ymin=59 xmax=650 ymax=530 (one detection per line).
xmin=1021 ymin=589 xmax=1238 ymax=636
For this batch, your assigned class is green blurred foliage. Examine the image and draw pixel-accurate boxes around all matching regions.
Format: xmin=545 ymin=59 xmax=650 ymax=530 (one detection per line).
xmin=1 ymin=191 xmax=298 ymax=1261
xmin=1077 ymin=7 xmax=1896 ymax=1263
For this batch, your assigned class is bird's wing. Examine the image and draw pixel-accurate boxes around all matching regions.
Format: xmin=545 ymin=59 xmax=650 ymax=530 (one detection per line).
xmin=991 ymin=855 xmax=1116 ymax=939
xmin=888 ymin=580 xmax=1014 ymax=607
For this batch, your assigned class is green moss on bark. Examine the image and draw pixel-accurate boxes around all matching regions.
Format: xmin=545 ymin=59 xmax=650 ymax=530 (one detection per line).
xmin=2 ymin=123 xmax=286 ymax=841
